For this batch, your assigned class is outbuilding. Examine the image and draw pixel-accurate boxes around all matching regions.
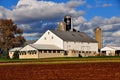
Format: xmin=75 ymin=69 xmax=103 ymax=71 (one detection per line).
xmin=101 ymin=46 xmax=120 ymax=56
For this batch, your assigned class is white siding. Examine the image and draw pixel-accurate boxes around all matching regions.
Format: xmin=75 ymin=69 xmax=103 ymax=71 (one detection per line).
xmin=19 ymin=53 xmax=38 ymax=59
xmin=34 ymin=30 xmax=64 ymax=49
xmin=64 ymin=41 xmax=98 ymax=52
xmin=39 ymin=53 xmax=63 ymax=58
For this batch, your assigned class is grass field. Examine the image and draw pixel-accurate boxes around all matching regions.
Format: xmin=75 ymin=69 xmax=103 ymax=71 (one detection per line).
xmin=0 ymin=56 xmax=120 ymax=65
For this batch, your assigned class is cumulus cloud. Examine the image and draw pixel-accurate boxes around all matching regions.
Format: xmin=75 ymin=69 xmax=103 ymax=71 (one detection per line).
xmin=0 ymin=0 xmax=86 ymax=37
xmin=0 ymin=6 xmax=11 ymax=19
xmin=23 ymin=32 xmax=41 ymax=40
xmin=23 ymin=32 xmax=40 ymax=37
xmin=112 ymin=30 xmax=120 ymax=37
xmin=0 ymin=0 xmax=120 ymax=46
xmin=0 ymin=0 xmax=85 ymax=23
xmin=66 ymin=0 xmax=86 ymax=8
xmin=73 ymin=16 xmax=86 ymax=26
xmin=18 ymin=24 xmax=32 ymax=30
xmin=103 ymin=36 xmax=120 ymax=46
xmin=74 ymin=16 xmax=120 ymax=46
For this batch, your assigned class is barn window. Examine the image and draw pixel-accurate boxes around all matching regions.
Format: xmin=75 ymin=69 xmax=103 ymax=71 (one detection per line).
xmin=44 ymin=50 xmax=47 ymax=53
xmin=39 ymin=50 xmax=42 ymax=53
xmin=57 ymin=50 xmax=60 ymax=53
xmin=53 ymin=50 xmax=56 ymax=53
xmin=79 ymin=51 xmax=81 ymax=53
xmin=31 ymin=50 xmax=37 ymax=54
xmin=44 ymin=37 xmax=46 ymax=40
xmin=51 ymin=36 xmax=54 ymax=39
xmin=89 ymin=51 xmax=91 ymax=53
xmin=48 ymin=32 xmax=50 ymax=35
xmin=48 ymin=50 xmax=51 ymax=53
xmin=82 ymin=51 xmax=84 ymax=53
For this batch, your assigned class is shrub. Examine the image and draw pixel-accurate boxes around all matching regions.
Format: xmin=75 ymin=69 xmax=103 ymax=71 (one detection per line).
xmin=13 ymin=51 xmax=19 ymax=59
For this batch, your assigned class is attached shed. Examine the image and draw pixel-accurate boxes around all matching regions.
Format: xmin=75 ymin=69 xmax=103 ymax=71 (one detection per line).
xmin=19 ymin=44 xmax=64 ymax=59
xmin=101 ymin=46 xmax=120 ymax=56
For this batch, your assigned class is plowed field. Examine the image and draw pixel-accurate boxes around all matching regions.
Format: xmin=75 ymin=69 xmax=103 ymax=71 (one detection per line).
xmin=0 ymin=63 xmax=120 ymax=80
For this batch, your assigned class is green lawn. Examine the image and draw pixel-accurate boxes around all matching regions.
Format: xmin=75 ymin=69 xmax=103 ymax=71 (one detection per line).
xmin=0 ymin=56 xmax=120 ymax=63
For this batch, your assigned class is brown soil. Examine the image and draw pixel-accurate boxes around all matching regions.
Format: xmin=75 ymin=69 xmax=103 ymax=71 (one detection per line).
xmin=0 ymin=63 xmax=120 ymax=80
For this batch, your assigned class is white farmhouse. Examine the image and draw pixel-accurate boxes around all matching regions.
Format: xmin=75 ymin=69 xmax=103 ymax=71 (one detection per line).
xmin=19 ymin=30 xmax=98 ymax=59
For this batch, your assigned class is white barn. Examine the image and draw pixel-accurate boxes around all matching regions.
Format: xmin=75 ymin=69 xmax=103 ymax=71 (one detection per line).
xmin=19 ymin=30 xmax=98 ymax=59
xmin=101 ymin=46 xmax=120 ymax=56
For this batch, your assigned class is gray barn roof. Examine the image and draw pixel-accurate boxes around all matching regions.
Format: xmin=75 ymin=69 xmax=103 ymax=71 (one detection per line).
xmin=51 ymin=30 xmax=97 ymax=43
xmin=30 ymin=44 xmax=63 ymax=50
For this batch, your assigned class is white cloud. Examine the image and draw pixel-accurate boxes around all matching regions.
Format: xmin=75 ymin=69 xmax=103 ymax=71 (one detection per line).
xmin=0 ymin=6 xmax=11 ymax=19
xmin=23 ymin=32 xmax=40 ymax=37
xmin=103 ymin=32 xmax=113 ymax=37
xmin=104 ymin=17 xmax=120 ymax=24
xmin=0 ymin=0 xmax=120 ymax=46
xmin=103 ymin=36 xmax=120 ymax=46
xmin=102 ymin=3 xmax=112 ymax=7
xmin=101 ymin=25 xmax=113 ymax=31
xmin=66 ymin=0 xmax=86 ymax=8
xmin=23 ymin=32 xmax=41 ymax=40
xmin=18 ymin=24 xmax=32 ymax=30
xmin=0 ymin=0 xmax=85 ymax=23
xmin=112 ymin=30 xmax=120 ymax=37
xmin=72 ymin=16 xmax=120 ymax=46
xmin=73 ymin=16 xmax=86 ymax=26
xmin=0 ymin=0 xmax=86 ymax=33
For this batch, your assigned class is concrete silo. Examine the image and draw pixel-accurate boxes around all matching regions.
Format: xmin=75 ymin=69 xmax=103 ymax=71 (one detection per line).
xmin=58 ymin=21 xmax=66 ymax=31
xmin=94 ymin=27 xmax=103 ymax=52
xmin=64 ymin=15 xmax=73 ymax=31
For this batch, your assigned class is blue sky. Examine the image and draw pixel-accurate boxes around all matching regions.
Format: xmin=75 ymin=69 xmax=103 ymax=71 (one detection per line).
xmin=1 ymin=0 xmax=120 ymax=20
xmin=0 ymin=0 xmax=120 ymax=46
